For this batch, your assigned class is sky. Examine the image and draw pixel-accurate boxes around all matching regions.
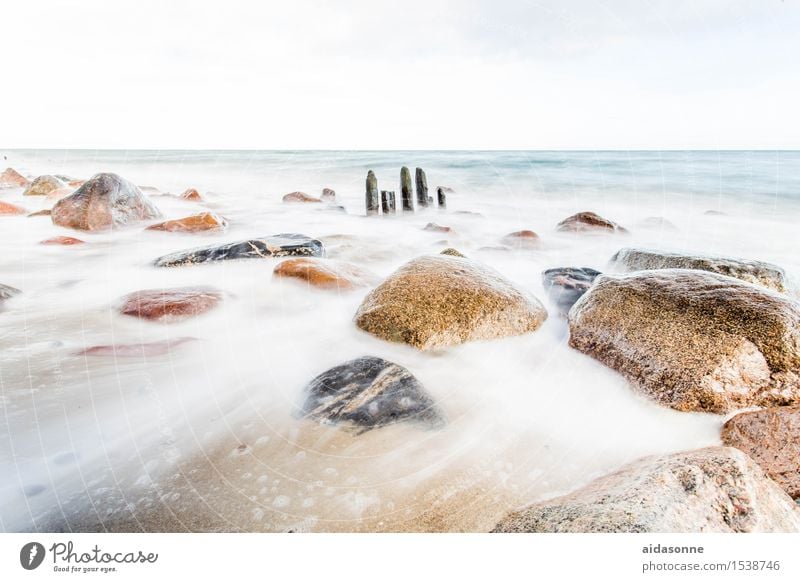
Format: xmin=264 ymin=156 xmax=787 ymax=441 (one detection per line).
xmin=1 ymin=0 xmax=798 ymax=149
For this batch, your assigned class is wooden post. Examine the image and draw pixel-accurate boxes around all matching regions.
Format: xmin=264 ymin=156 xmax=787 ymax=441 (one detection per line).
xmin=366 ymin=170 xmax=379 ymax=216
xmin=437 ymin=187 xmax=447 ymax=209
xmin=400 ymin=166 xmax=414 ymax=212
xmin=381 ymin=190 xmax=396 ymax=214
xmin=415 ymin=167 xmax=428 ymax=207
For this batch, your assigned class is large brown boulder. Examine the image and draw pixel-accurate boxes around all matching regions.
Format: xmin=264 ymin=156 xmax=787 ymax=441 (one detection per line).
xmin=51 ymin=173 xmax=161 ymax=231
xmin=610 ymin=248 xmax=787 ymax=293
xmin=722 ymin=406 xmax=800 ymax=500
xmin=556 ymin=211 xmax=628 ymax=234
xmin=568 ymin=269 xmax=800 ymax=413
xmin=354 ymin=255 xmax=548 ymax=350
xmin=274 ymin=258 xmax=377 ymax=290
xmin=118 ymin=287 xmax=224 ymax=322
xmin=0 ymin=167 xmax=29 ymax=188
xmin=492 ymin=447 xmax=800 ymax=532
xmin=23 ymin=174 xmax=66 ymax=196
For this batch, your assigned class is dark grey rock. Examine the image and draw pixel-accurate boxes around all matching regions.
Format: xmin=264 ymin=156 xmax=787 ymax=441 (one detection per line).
xmin=542 ymin=267 xmax=602 ymax=314
xmin=298 ymin=356 xmax=444 ymax=432
xmin=1 ymin=283 xmax=21 ymax=302
xmin=154 ymin=233 xmax=323 ymax=267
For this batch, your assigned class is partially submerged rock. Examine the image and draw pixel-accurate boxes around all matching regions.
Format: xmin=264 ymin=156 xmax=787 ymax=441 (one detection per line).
xmin=556 ymin=211 xmax=628 ymax=234
xmin=354 ymin=254 xmax=548 ymax=350
xmin=273 ymin=257 xmax=376 ymax=290
xmin=0 ymin=167 xmax=29 ymax=188
xmin=321 ymin=188 xmax=336 ymax=201
xmin=423 ymin=223 xmax=451 ymax=233
xmin=492 ymin=447 xmax=800 ymax=532
xmin=1 ymin=283 xmax=21 ymax=302
xmin=79 ymin=337 xmax=195 ymax=357
xmin=154 ymin=233 xmax=323 ymax=267
xmin=440 ymin=248 xmax=465 ymax=258
xmin=41 ymin=236 xmax=85 ymax=246
xmin=568 ymin=269 xmax=800 ymax=413
xmin=501 ymin=230 xmax=540 ymax=249
xmin=23 ymin=175 xmax=66 ymax=196
xmin=118 ymin=287 xmax=224 ymax=322
xmin=0 ymin=201 xmax=26 ymax=215
xmin=51 ymin=172 xmax=161 ymax=231
xmin=283 ymin=191 xmax=321 ymax=203
xmin=180 ymin=188 xmax=202 ymax=201
xmin=610 ymin=248 xmax=787 ymax=293
xmin=146 ymin=212 xmax=228 ymax=233
xmin=722 ymin=406 xmax=800 ymax=500
xmin=542 ymin=267 xmax=602 ymax=315
xmin=298 ymin=356 xmax=444 ymax=432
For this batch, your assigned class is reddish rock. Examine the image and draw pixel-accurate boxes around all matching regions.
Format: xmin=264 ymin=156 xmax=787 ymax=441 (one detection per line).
xmin=79 ymin=337 xmax=195 ymax=357
xmin=46 ymin=187 xmax=75 ymax=201
xmin=119 ymin=287 xmax=224 ymax=322
xmin=23 ymin=175 xmax=66 ymax=196
xmin=501 ymin=230 xmax=540 ymax=249
xmin=51 ymin=172 xmax=161 ymax=231
xmin=180 ymin=188 xmax=202 ymax=201
xmin=274 ymin=258 xmax=377 ymax=290
xmin=146 ymin=212 xmax=228 ymax=233
xmin=423 ymin=223 xmax=452 ymax=233
xmin=722 ymin=406 xmax=800 ymax=499
xmin=321 ymin=188 xmax=336 ymax=201
xmin=67 ymin=179 xmax=85 ymax=188
xmin=556 ymin=211 xmax=628 ymax=234
xmin=283 ymin=191 xmax=321 ymax=203
xmin=0 ymin=201 xmax=26 ymax=215
xmin=0 ymin=167 xmax=29 ymax=188
xmin=28 ymin=209 xmax=52 ymax=217
xmin=41 ymin=236 xmax=85 ymax=246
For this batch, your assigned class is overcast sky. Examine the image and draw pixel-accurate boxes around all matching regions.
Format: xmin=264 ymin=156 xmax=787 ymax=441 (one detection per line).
xmin=2 ymin=0 xmax=797 ymax=149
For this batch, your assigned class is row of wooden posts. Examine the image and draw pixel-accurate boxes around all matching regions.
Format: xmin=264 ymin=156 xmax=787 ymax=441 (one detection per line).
xmin=365 ymin=167 xmax=446 ymax=215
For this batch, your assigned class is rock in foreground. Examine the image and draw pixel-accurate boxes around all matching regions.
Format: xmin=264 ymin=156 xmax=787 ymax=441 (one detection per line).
xmin=146 ymin=212 xmax=228 ymax=233
xmin=51 ymin=172 xmax=161 ymax=231
xmin=610 ymin=248 xmax=787 ymax=293
xmin=355 ymin=255 xmax=547 ymax=350
xmin=722 ymin=406 xmax=800 ymax=500
xmin=556 ymin=211 xmax=628 ymax=234
xmin=273 ymin=258 xmax=376 ymax=290
xmin=119 ymin=287 xmax=224 ymax=322
xmin=569 ymin=269 xmax=800 ymax=413
xmin=23 ymin=175 xmax=66 ymax=196
xmin=154 ymin=233 xmax=323 ymax=267
xmin=492 ymin=447 xmax=800 ymax=532
xmin=298 ymin=356 xmax=444 ymax=432
xmin=542 ymin=267 xmax=602 ymax=315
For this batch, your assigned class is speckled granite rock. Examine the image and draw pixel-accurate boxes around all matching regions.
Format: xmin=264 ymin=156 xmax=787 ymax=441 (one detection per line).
xmin=568 ymin=269 xmax=800 ymax=413
xmin=273 ymin=257 xmax=376 ymax=290
xmin=542 ymin=267 xmax=602 ymax=315
xmin=118 ymin=287 xmax=224 ymax=322
xmin=0 ymin=167 xmax=29 ymax=188
xmin=154 ymin=233 xmax=323 ymax=267
xmin=610 ymin=248 xmax=787 ymax=293
xmin=722 ymin=406 xmax=800 ymax=500
xmin=51 ymin=173 xmax=161 ymax=231
xmin=556 ymin=211 xmax=628 ymax=234
xmin=354 ymin=255 xmax=547 ymax=350
xmin=298 ymin=356 xmax=444 ymax=432
xmin=492 ymin=447 xmax=800 ymax=533
xmin=440 ymin=248 xmax=465 ymax=258
xmin=23 ymin=174 xmax=66 ymax=196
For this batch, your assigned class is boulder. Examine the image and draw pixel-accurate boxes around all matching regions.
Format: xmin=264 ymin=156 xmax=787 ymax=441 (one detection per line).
xmin=556 ymin=211 xmax=628 ymax=234
xmin=423 ymin=223 xmax=451 ymax=233
xmin=440 ymin=248 xmax=465 ymax=258
xmin=118 ymin=287 xmax=224 ymax=322
xmin=354 ymin=255 xmax=548 ymax=350
xmin=41 ymin=236 xmax=84 ymax=246
xmin=180 ymin=188 xmax=202 ymax=201
xmin=501 ymin=230 xmax=540 ymax=249
xmin=610 ymin=248 xmax=787 ymax=293
xmin=146 ymin=212 xmax=228 ymax=233
xmin=542 ymin=267 xmax=602 ymax=315
xmin=273 ymin=258 xmax=376 ymax=290
xmin=154 ymin=233 xmax=323 ymax=267
xmin=321 ymin=188 xmax=336 ymax=201
xmin=568 ymin=269 xmax=800 ymax=413
xmin=51 ymin=172 xmax=161 ymax=231
xmin=0 ymin=167 xmax=29 ymax=188
xmin=722 ymin=406 xmax=800 ymax=500
xmin=45 ymin=187 xmax=75 ymax=201
xmin=23 ymin=175 xmax=66 ymax=196
xmin=0 ymin=201 xmax=26 ymax=215
xmin=283 ymin=191 xmax=321 ymax=203
xmin=491 ymin=447 xmax=800 ymax=532
xmin=298 ymin=356 xmax=444 ymax=432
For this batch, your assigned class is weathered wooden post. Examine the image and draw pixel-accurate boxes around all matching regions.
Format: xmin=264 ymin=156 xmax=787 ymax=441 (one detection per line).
xmin=366 ymin=170 xmax=379 ymax=216
xmin=415 ymin=167 xmax=428 ymax=207
xmin=437 ymin=186 xmax=447 ymax=209
xmin=400 ymin=166 xmax=414 ymax=212
xmin=381 ymin=190 xmax=396 ymax=214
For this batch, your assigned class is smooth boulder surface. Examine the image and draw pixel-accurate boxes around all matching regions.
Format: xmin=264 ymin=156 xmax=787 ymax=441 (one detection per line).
xmin=23 ymin=174 xmax=66 ymax=196
xmin=556 ymin=211 xmax=628 ymax=234
xmin=51 ymin=172 xmax=161 ymax=231
xmin=492 ymin=447 xmax=800 ymax=532
xmin=298 ymin=356 xmax=444 ymax=432
xmin=722 ymin=406 xmax=800 ymax=499
xmin=146 ymin=212 xmax=228 ymax=233
xmin=273 ymin=257 xmax=376 ymax=290
xmin=610 ymin=248 xmax=787 ymax=293
xmin=423 ymin=223 xmax=451 ymax=233
xmin=118 ymin=287 xmax=224 ymax=322
xmin=0 ymin=167 xmax=29 ymax=188
xmin=542 ymin=267 xmax=602 ymax=315
xmin=501 ymin=230 xmax=540 ymax=249
xmin=568 ymin=269 xmax=800 ymax=413
xmin=354 ymin=254 xmax=548 ymax=350
xmin=154 ymin=233 xmax=323 ymax=267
